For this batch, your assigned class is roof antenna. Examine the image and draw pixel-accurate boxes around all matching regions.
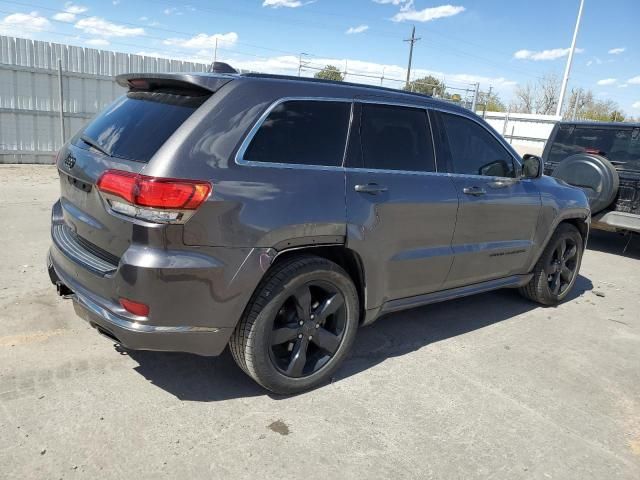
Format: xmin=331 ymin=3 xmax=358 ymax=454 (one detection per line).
xmin=208 ymin=62 xmax=238 ymax=74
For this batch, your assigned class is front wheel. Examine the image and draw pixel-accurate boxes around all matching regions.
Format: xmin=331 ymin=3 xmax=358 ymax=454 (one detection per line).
xmin=229 ymin=255 xmax=360 ymax=394
xmin=520 ymin=223 xmax=583 ymax=305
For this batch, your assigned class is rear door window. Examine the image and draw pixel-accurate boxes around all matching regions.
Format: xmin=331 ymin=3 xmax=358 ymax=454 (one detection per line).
xmin=243 ymin=100 xmax=351 ymax=167
xmin=440 ymin=112 xmax=515 ymax=177
xmin=76 ymin=91 xmax=207 ymax=163
xmin=358 ymin=103 xmax=436 ymax=172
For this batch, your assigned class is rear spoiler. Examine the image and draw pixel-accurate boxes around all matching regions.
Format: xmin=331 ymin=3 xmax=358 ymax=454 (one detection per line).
xmin=115 ymin=72 xmax=235 ymax=94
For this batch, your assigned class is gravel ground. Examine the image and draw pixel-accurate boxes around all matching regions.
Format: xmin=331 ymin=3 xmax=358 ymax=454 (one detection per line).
xmin=1 ymin=165 xmax=639 ymax=479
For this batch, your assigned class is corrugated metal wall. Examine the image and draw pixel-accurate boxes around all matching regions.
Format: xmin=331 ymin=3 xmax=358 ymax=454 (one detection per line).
xmin=0 ymin=35 xmax=209 ymax=164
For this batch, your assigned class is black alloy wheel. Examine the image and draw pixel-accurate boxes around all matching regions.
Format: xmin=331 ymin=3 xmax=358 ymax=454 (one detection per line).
xmin=269 ymin=282 xmax=347 ymax=378
xmin=545 ymin=237 xmax=579 ymax=296
xmin=519 ymin=223 xmax=583 ymax=306
xmin=229 ymin=255 xmax=359 ymax=394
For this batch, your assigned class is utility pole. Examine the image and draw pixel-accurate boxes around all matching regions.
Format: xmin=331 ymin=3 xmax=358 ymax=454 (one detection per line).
xmin=483 ymin=86 xmax=493 ymax=118
xmin=556 ymin=0 xmax=585 ymax=117
xmin=214 ymin=38 xmax=218 ymax=64
xmin=572 ymin=89 xmax=581 ymax=120
xmin=404 ymin=25 xmax=421 ymax=89
xmin=298 ymin=53 xmax=309 ymax=77
xmin=471 ymin=82 xmax=480 ymax=112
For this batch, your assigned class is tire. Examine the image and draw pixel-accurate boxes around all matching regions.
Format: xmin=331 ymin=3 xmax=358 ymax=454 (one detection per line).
xmin=519 ymin=223 xmax=583 ymax=306
xmin=551 ymin=153 xmax=619 ymax=214
xmin=229 ymin=255 xmax=360 ymax=394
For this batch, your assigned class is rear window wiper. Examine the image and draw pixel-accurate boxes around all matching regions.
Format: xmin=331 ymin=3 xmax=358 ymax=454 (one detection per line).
xmin=80 ymin=135 xmax=111 ymax=157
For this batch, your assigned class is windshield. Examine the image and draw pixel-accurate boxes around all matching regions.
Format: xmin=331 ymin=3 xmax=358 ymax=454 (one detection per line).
xmin=75 ymin=90 xmax=208 ymax=163
xmin=548 ymin=125 xmax=640 ymax=172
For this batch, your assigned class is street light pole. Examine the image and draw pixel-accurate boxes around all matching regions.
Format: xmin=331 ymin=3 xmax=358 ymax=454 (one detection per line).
xmin=556 ymin=0 xmax=585 ymax=117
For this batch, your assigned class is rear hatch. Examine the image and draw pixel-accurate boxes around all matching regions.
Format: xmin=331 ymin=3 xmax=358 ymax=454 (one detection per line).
xmin=55 ymin=73 xmax=232 ymax=260
xmin=544 ymin=123 xmax=640 ymax=213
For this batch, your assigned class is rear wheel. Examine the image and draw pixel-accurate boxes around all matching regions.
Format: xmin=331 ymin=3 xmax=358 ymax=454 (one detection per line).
xmin=229 ymin=255 xmax=359 ymax=394
xmin=520 ymin=223 xmax=583 ymax=305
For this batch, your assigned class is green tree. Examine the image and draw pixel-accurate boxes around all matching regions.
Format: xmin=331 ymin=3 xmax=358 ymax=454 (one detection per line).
xmin=404 ymin=75 xmax=445 ymax=96
xmin=479 ymin=91 xmax=506 ymax=112
xmin=564 ymin=87 xmax=625 ymax=121
xmin=314 ymin=65 xmax=344 ymax=82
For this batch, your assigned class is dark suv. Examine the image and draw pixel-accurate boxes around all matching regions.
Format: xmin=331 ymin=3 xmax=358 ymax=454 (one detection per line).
xmin=48 ymin=72 xmax=590 ymax=393
xmin=543 ymin=121 xmax=640 ymax=234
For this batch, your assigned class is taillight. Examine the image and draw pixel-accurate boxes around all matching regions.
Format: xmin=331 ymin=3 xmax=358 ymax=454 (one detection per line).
xmin=584 ymin=148 xmax=604 ymax=155
xmin=96 ymin=169 xmax=211 ymax=224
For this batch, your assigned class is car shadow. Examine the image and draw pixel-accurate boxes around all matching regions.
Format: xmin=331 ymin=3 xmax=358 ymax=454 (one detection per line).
xmin=124 ymin=274 xmax=593 ymax=402
xmin=586 ymin=230 xmax=640 ymax=260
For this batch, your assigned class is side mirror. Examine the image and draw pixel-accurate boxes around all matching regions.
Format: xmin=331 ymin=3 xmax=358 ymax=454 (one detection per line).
xmin=522 ymin=154 xmax=543 ymax=179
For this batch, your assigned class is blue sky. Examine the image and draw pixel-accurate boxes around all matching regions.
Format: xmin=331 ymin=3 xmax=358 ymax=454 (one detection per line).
xmin=0 ymin=0 xmax=638 ymax=114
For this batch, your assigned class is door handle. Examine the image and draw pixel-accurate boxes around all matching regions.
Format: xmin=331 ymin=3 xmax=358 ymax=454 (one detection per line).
xmin=354 ymin=183 xmax=388 ymax=195
xmin=462 ymin=186 xmax=486 ymax=196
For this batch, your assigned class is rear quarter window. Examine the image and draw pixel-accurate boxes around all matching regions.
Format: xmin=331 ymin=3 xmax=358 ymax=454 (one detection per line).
xmin=242 ymin=100 xmax=351 ymax=167
xmin=76 ymin=91 xmax=207 ymax=163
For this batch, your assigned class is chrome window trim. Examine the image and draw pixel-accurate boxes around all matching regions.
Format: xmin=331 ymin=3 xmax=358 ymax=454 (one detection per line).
xmin=233 ymin=95 xmax=521 ymax=178
xmin=234 ymin=96 xmax=353 ymax=172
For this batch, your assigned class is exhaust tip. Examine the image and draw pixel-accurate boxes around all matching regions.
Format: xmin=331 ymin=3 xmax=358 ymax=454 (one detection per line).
xmin=56 ymin=282 xmax=74 ymax=297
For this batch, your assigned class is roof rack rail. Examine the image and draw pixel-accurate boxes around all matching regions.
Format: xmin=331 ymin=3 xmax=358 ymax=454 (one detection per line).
xmin=240 ymin=72 xmax=432 ymax=100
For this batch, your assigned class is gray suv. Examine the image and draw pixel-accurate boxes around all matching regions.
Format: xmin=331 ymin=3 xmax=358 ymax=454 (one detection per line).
xmin=48 ymin=72 xmax=590 ymax=393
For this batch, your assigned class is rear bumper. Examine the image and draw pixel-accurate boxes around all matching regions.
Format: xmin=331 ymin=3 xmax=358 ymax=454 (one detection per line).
xmin=592 ymin=210 xmax=640 ymax=233
xmin=48 ymin=199 xmax=274 ymax=356
xmin=48 ymin=252 xmax=233 ymax=356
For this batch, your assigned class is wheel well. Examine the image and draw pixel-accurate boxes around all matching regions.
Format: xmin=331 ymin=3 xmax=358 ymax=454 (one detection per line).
xmin=560 ymin=218 xmax=589 ymax=244
xmin=271 ymin=246 xmax=366 ymax=321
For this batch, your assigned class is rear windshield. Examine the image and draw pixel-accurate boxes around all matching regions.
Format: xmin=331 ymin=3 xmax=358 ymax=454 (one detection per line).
xmin=75 ymin=91 xmax=208 ymax=163
xmin=548 ymin=125 xmax=640 ymax=171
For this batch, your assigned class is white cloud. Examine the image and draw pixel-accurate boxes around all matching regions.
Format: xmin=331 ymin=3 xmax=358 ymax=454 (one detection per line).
xmin=608 ymin=47 xmax=625 ymax=55
xmin=52 ymin=12 xmax=76 ymax=22
xmin=392 ymin=4 xmax=465 ymax=23
xmin=74 ymin=17 xmax=145 ymax=37
xmin=85 ymin=38 xmax=109 ymax=46
xmin=164 ymin=32 xmax=239 ymax=50
xmin=632 ymin=101 xmax=640 ymax=110
xmin=0 ymin=11 xmax=51 ymax=37
xmin=163 ymin=7 xmax=183 ymax=15
xmin=346 ymin=25 xmax=369 ymax=34
xmin=51 ymin=3 xmax=87 ymax=23
xmin=628 ymin=76 xmax=640 ymax=85
xmin=64 ymin=2 xmax=87 ymax=14
xmin=596 ymin=78 xmax=617 ymax=86
xmin=514 ymin=47 xmax=584 ymax=61
xmin=618 ymin=84 xmax=628 ymax=88
xmin=262 ymin=0 xmax=306 ymax=8
xmin=373 ymin=0 xmax=407 ymax=4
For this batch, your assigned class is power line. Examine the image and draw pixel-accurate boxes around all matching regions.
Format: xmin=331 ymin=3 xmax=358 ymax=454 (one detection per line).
xmin=0 ymin=0 xmax=550 ymax=81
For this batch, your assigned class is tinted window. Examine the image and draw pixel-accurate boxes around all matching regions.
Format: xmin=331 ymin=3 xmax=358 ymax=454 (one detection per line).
xmin=244 ymin=100 xmax=351 ymax=166
xmin=77 ymin=91 xmax=207 ymax=163
xmin=549 ymin=125 xmax=640 ymax=171
xmin=360 ymin=104 xmax=435 ymax=172
xmin=441 ymin=113 xmax=515 ymax=177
